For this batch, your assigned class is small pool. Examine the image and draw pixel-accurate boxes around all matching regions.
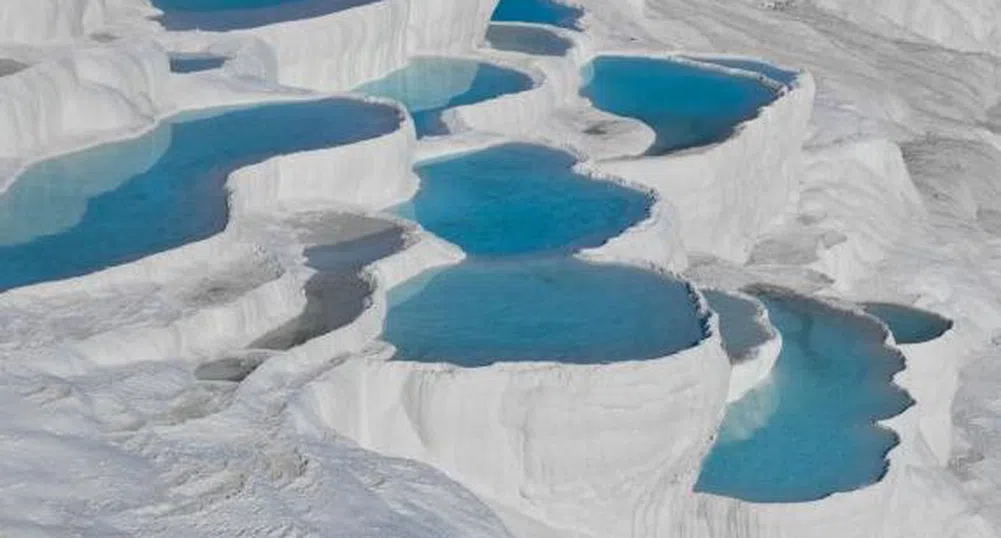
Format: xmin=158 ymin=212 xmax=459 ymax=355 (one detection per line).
xmin=491 ymin=0 xmax=583 ymax=29
xmin=863 ymin=303 xmax=953 ymax=345
xmin=704 ymin=289 xmax=772 ymax=363
xmin=383 ymin=258 xmax=705 ymax=366
xmin=356 ymin=57 xmax=533 ymax=137
xmin=486 ymin=24 xmax=573 ymax=56
xmin=0 ymin=98 xmax=399 ymax=291
xmin=395 ymin=144 xmax=651 ymax=256
xmin=696 ymin=291 xmax=912 ymax=502
xmin=682 ymin=57 xmax=797 ymax=86
xmin=169 ymin=54 xmax=227 ymax=73
xmin=153 ymin=0 xmax=376 ymax=31
xmin=580 ymin=56 xmax=779 ymax=155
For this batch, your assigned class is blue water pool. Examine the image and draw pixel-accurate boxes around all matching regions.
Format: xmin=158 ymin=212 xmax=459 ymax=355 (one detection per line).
xmin=486 ymin=24 xmax=573 ymax=56
xmin=491 ymin=0 xmax=583 ymax=29
xmin=683 ymin=57 xmax=797 ymax=86
xmin=153 ymin=0 xmax=375 ymax=31
xmin=0 ymin=98 xmax=399 ymax=291
xmin=395 ymin=143 xmax=650 ymax=256
xmin=863 ymin=303 xmax=953 ymax=345
xmin=169 ymin=55 xmax=226 ymax=73
xmin=356 ymin=57 xmax=533 ymax=137
xmin=383 ymin=258 xmax=705 ymax=366
xmin=704 ymin=289 xmax=772 ymax=363
xmin=580 ymin=56 xmax=779 ymax=155
xmin=696 ymin=290 xmax=913 ymax=502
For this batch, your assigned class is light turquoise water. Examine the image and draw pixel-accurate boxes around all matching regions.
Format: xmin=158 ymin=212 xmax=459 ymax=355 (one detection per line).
xmin=863 ymin=303 xmax=953 ymax=344
xmin=580 ymin=56 xmax=778 ymax=155
xmin=384 ymin=258 xmax=705 ymax=366
xmin=395 ymin=144 xmax=651 ymax=256
xmin=696 ymin=291 xmax=913 ymax=502
xmin=153 ymin=0 xmax=375 ymax=31
xmin=0 ymin=98 xmax=399 ymax=291
xmin=490 ymin=0 xmax=583 ymax=29
xmin=356 ymin=57 xmax=533 ymax=137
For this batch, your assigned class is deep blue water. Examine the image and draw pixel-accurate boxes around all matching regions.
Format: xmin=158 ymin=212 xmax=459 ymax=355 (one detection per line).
xmin=696 ymin=291 xmax=913 ymax=502
xmin=491 ymin=0 xmax=583 ymax=29
xmin=356 ymin=57 xmax=533 ymax=137
xmin=704 ymin=289 xmax=772 ymax=363
xmin=169 ymin=55 xmax=226 ymax=73
xmin=863 ymin=303 xmax=953 ymax=345
xmin=683 ymin=57 xmax=798 ymax=86
xmin=486 ymin=24 xmax=573 ymax=56
xmin=153 ymin=0 xmax=376 ymax=31
xmin=0 ymin=98 xmax=399 ymax=291
xmin=396 ymin=144 xmax=651 ymax=256
xmin=580 ymin=56 xmax=779 ymax=155
xmin=383 ymin=258 xmax=705 ymax=366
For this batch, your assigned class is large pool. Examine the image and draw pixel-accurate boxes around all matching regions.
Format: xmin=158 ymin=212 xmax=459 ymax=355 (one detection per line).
xmin=356 ymin=57 xmax=533 ymax=137
xmin=696 ymin=291 xmax=913 ymax=502
xmin=383 ymin=258 xmax=705 ymax=366
xmin=153 ymin=0 xmax=376 ymax=31
xmin=0 ymin=98 xmax=399 ymax=291
xmin=580 ymin=56 xmax=779 ymax=155
xmin=863 ymin=303 xmax=953 ymax=344
xmin=490 ymin=0 xmax=583 ymax=29
xmin=395 ymin=144 xmax=651 ymax=256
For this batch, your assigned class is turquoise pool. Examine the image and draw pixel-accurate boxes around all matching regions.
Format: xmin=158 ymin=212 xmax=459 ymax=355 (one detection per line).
xmin=580 ymin=56 xmax=779 ymax=155
xmin=384 ymin=258 xmax=705 ymax=366
xmin=0 ymin=98 xmax=399 ymax=291
xmin=396 ymin=143 xmax=651 ymax=256
xmin=863 ymin=303 xmax=953 ymax=344
xmin=696 ymin=290 xmax=913 ymax=502
xmin=356 ymin=57 xmax=533 ymax=137
xmin=491 ymin=0 xmax=583 ymax=29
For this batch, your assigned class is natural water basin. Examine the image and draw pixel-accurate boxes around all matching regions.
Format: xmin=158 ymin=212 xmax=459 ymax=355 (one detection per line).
xmin=395 ymin=143 xmax=651 ymax=256
xmin=863 ymin=302 xmax=953 ymax=345
xmin=169 ymin=54 xmax=227 ymax=73
xmin=580 ymin=56 xmax=779 ymax=155
xmin=0 ymin=98 xmax=399 ymax=291
xmin=152 ymin=0 xmax=376 ymax=31
xmin=491 ymin=0 xmax=583 ymax=30
xmin=383 ymin=257 xmax=705 ymax=367
xmin=356 ymin=57 xmax=533 ymax=137
xmin=696 ymin=290 xmax=913 ymax=502
xmin=486 ymin=23 xmax=574 ymax=56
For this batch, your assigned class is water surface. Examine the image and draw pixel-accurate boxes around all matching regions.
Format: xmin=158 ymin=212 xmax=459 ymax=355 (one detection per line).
xmin=704 ymin=289 xmax=772 ymax=362
xmin=486 ymin=24 xmax=573 ymax=56
xmin=581 ymin=56 xmax=778 ymax=155
xmin=384 ymin=258 xmax=705 ymax=366
xmin=169 ymin=55 xmax=227 ymax=73
xmin=153 ymin=0 xmax=376 ymax=31
xmin=357 ymin=57 xmax=533 ymax=137
xmin=696 ymin=291 xmax=912 ymax=502
xmin=491 ymin=0 xmax=583 ymax=29
xmin=396 ymin=144 xmax=650 ymax=256
xmin=0 ymin=98 xmax=399 ymax=291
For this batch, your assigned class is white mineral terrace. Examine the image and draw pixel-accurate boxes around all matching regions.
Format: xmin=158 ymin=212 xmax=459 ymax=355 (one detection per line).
xmin=0 ymin=0 xmax=999 ymax=537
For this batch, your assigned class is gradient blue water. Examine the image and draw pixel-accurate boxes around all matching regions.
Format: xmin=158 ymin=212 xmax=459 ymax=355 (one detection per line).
xmin=384 ymin=258 xmax=705 ymax=366
xmin=169 ymin=55 xmax=226 ymax=73
xmin=683 ymin=57 xmax=797 ymax=86
xmin=704 ymin=289 xmax=772 ymax=362
xmin=356 ymin=57 xmax=533 ymax=137
xmin=863 ymin=303 xmax=953 ymax=344
xmin=395 ymin=144 xmax=651 ymax=256
xmin=486 ymin=24 xmax=573 ymax=56
xmin=491 ymin=0 xmax=583 ymax=29
xmin=580 ymin=56 xmax=779 ymax=155
xmin=0 ymin=98 xmax=399 ymax=291
xmin=696 ymin=291 xmax=913 ymax=502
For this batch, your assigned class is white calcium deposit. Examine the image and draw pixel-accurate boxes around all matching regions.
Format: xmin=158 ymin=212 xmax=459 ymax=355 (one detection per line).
xmin=1 ymin=0 xmax=1001 ymax=537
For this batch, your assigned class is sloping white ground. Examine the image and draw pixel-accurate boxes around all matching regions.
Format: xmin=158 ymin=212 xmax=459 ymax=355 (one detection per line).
xmin=2 ymin=0 xmax=1001 ymax=536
